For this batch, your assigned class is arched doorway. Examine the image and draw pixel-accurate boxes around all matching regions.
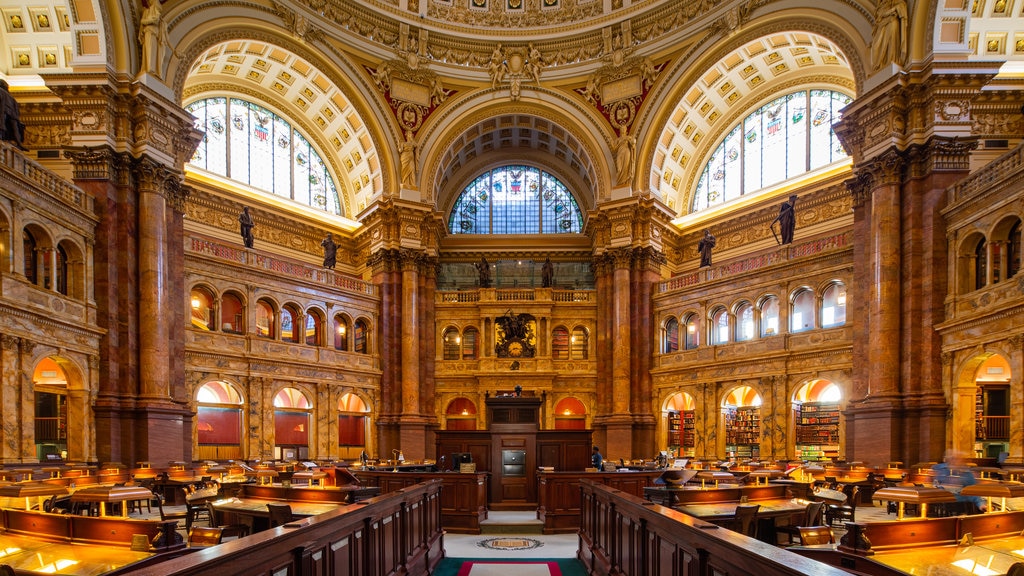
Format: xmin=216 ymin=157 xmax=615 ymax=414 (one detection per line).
xmin=664 ymin=392 xmax=696 ymax=457
xmin=553 ymin=397 xmax=586 ymax=430
xmin=338 ymin=392 xmax=370 ymax=460
xmin=33 ymin=358 xmax=68 ymax=461
xmin=723 ymin=386 xmax=762 ymax=461
xmin=973 ymin=355 xmax=1011 ymax=459
xmin=274 ymin=387 xmax=311 ymax=461
xmin=445 ymin=397 xmax=478 ymax=430
xmin=195 ymin=381 xmax=244 ymax=461
xmin=792 ymin=379 xmax=842 ymax=462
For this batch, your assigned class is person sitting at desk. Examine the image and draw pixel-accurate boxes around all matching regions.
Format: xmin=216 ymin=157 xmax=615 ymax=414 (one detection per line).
xmin=591 ymin=446 xmax=603 ymax=470
xmin=932 ymin=450 xmax=985 ymax=512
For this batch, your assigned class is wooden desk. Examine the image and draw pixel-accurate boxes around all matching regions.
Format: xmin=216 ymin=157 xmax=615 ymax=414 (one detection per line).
xmin=355 ymin=470 xmax=488 ymax=533
xmin=70 ymin=485 xmax=153 ymax=517
xmin=676 ymin=498 xmax=808 ymax=523
xmin=0 ymin=533 xmax=155 ymax=575
xmin=211 ymin=496 xmax=345 ymax=531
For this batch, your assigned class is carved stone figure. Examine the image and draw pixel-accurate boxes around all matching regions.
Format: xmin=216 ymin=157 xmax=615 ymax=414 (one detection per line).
xmin=476 ymin=257 xmax=491 ymax=288
xmin=139 ymin=0 xmax=171 ymax=78
xmin=321 ymin=233 xmax=337 ymax=269
xmin=527 ymin=43 xmax=543 ymax=83
xmin=238 ymin=206 xmax=255 ymax=248
xmin=541 ymin=258 xmax=554 ymax=288
xmin=613 ymin=126 xmax=636 ymax=186
xmin=871 ymin=0 xmax=908 ymax=71
xmin=488 ymin=44 xmax=507 ymax=88
xmin=398 ymin=130 xmax=418 ymax=187
xmin=697 ymin=229 xmax=716 ymax=268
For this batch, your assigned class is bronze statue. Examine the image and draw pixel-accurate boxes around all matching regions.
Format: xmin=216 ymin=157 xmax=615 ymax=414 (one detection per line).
xmin=697 ymin=229 xmax=716 ymax=268
xmin=238 ymin=207 xmax=255 ymax=248
xmin=771 ymin=195 xmax=798 ymax=245
xmin=541 ymin=258 xmax=554 ymax=288
xmin=475 ymin=257 xmax=491 ymax=288
xmin=0 ymin=80 xmax=26 ymax=150
xmin=321 ymin=233 xmax=338 ymax=269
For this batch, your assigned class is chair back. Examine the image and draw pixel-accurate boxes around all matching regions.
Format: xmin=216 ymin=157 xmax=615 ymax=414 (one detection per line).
xmin=733 ymin=504 xmax=760 ymax=537
xmin=0 ymin=565 xmax=15 ymax=576
xmin=797 ymin=525 xmax=834 ymax=545
xmin=267 ymin=503 xmax=294 ymax=527
xmin=188 ymin=526 xmax=224 ymax=547
xmin=804 ymin=501 xmax=825 ymax=526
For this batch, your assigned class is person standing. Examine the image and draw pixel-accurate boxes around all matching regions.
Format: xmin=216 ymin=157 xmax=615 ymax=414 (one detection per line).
xmin=591 ymin=446 xmax=604 ymax=470
xmin=239 ymin=207 xmax=255 ymax=248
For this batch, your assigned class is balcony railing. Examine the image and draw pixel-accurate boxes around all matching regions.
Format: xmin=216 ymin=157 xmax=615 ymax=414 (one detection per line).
xmin=977 ymin=415 xmax=1009 ymax=440
xmin=437 ymin=288 xmax=595 ymax=304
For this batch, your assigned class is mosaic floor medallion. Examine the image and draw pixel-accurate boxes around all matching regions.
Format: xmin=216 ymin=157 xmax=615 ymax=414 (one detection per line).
xmin=476 ymin=537 xmax=544 ymax=551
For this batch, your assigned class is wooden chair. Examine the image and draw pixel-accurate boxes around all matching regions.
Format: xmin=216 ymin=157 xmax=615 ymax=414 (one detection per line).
xmin=826 ymin=486 xmax=859 ymax=526
xmin=776 ymin=501 xmax=825 ymax=544
xmin=206 ymin=502 xmax=251 ymax=539
xmin=0 ymin=564 xmax=15 ymax=576
xmin=156 ymin=494 xmax=188 ymax=529
xmin=187 ymin=526 xmax=224 ymax=547
xmin=267 ymin=503 xmax=294 ymax=528
xmin=731 ymin=504 xmax=760 ymax=538
xmin=796 ymin=525 xmax=835 ymax=545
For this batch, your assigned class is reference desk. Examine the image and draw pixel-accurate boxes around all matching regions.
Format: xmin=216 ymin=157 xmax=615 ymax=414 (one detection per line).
xmin=538 ymin=470 xmax=663 ymax=534
xmin=210 ymin=497 xmax=345 ymax=531
xmin=354 ymin=469 xmax=488 ymax=533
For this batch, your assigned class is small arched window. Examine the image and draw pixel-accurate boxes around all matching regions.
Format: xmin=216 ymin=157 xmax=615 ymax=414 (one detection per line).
xmin=353 ymin=319 xmax=368 ymax=354
xmin=443 ymin=327 xmax=461 ymax=360
xmin=683 ymin=314 xmax=699 ymax=350
xmin=760 ymin=296 xmax=780 ymax=337
xmin=975 ymin=237 xmax=987 ymax=290
xmin=281 ymin=305 xmax=300 ymax=343
xmin=570 ymin=327 xmax=588 ymax=359
xmin=333 ymin=316 xmax=349 ymax=350
xmin=664 ymin=317 xmax=679 ymax=353
xmin=221 ymin=292 xmax=244 ymax=334
xmin=821 ymin=283 xmax=847 ymax=328
xmin=554 ymin=397 xmax=587 ymax=430
xmin=462 ymin=327 xmax=479 ymax=360
xmin=1008 ymin=221 xmax=1021 ymax=279
xmin=735 ymin=302 xmax=754 ymax=342
xmin=791 ymin=289 xmax=815 ymax=333
xmin=256 ymin=299 xmax=275 ymax=339
xmin=710 ymin=308 xmax=729 ymax=345
xmin=55 ymin=244 xmax=68 ymax=295
xmin=190 ymin=286 xmax=216 ymax=331
xmin=305 ymin=309 xmax=323 ymax=346
xmin=23 ymin=228 xmax=37 ymax=285
xmin=552 ymin=327 xmax=570 ymax=359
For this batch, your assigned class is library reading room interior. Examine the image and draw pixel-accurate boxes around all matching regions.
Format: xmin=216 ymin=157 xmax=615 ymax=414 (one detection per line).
xmin=1 ymin=0 xmax=1024 ymax=574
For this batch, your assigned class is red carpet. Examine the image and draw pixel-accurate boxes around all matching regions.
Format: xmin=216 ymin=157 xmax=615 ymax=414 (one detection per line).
xmin=457 ymin=560 xmax=562 ymax=576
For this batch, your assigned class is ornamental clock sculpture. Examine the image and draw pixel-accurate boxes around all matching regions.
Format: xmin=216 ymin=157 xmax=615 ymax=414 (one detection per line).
xmin=495 ymin=310 xmax=535 ymax=358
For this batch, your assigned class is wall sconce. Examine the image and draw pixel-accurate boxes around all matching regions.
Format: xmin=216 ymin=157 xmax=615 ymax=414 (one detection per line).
xmin=461 ymin=409 xmax=469 ymax=416
xmin=337 ymin=324 xmax=346 ymax=335
xmin=563 ymin=409 xmax=572 ymax=416
xmin=191 ymin=297 xmax=201 ymax=309
xmin=837 ymin=292 xmax=847 ymax=305
xmin=687 ymin=324 xmax=696 ymax=334
xmin=455 ymin=336 xmax=461 ymax=345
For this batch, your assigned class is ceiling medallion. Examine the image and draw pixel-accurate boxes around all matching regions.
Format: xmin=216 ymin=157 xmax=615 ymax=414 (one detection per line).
xmin=472 ymin=0 xmax=486 ymax=7
xmin=508 ymin=0 xmax=522 ymax=8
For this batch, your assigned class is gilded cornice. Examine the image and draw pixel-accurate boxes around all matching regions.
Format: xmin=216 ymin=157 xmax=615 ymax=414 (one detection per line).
xmin=0 ymin=304 xmax=106 ymax=343
xmin=904 ymin=136 xmax=977 ymax=178
xmin=64 ymin=146 xmax=132 ymax=183
xmin=845 ymin=172 xmax=872 ymax=209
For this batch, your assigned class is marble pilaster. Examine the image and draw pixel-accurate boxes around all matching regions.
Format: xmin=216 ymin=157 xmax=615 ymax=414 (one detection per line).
xmin=0 ymin=335 xmax=20 ymax=462
xmin=400 ymin=251 xmax=421 ymax=417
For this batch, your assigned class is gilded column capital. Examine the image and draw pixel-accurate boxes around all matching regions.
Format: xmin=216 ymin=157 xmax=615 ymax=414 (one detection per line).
xmin=941 ymin=351 xmax=953 ymax=366
xmin=0 ymin=334 xmax=19 ymax=351
xmin=845 ymin=172 xmax=873 ymax=209
xmin=632 ymin=246 xmax=666 ymax=272
xmin=367 ymin=248 xmax=403 ymax=275
xmin=1008 ymin=334 xmax=1023 ymax=350
xmin=906 ymin=136 xmax=977 ymax=176
xmin=64 ymin=146 xmax=128 ymax=181
xmin=18 ymin=338 xmax=35 ymax=355
xmin=864 ymin=148 xmax=905 ymax=187
xmin=608 ymin=247 xmax=634 ymax=270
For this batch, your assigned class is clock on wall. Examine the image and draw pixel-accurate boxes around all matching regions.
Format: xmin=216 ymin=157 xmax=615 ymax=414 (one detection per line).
xmin=495 ymin=311 xmax=535 ymax=358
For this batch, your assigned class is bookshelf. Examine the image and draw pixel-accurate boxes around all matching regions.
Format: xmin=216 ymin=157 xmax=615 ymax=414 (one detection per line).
xmin=725 ymin=406 xmax=760 ymax=459
xmin=795 ymin=402 xmax=839 ymax=461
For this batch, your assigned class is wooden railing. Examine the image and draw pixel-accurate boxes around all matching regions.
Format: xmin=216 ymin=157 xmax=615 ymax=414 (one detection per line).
xmin=577 ymin=480 xmax=849 ymax=576
xmin=126 ymin=479 xmax=443 ymax=576
xmin=977 ymin=415 xmax=1010 ymax=440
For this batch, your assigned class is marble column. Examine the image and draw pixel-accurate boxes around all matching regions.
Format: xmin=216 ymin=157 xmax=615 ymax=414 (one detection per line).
xmin=135 ymin=161 xmax=170 ymax=401
xmin=18 ymin=338 xmax=35 ymax=461
xmin=0 ymin=335 xmax=20 ymax=462
xmin=867 ymin=151 xmax=904 ymax=400
xmin=401 ymin=252 xmax=420 ymax=417
xmin=611 ymin=249 xmax=631 ymax=416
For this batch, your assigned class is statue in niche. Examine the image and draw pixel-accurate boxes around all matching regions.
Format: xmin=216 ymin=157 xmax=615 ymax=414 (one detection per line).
xmin=613 ymin=125 xmax=636 ymax=185
xmin=870 ymin=0 xmax=908 ymax=71
xmin=238 ymin=206 xmax=255 ymax=248
xmin=139 ymin=0 xmax=171 ymax=78
xmin=541 ymin=258 xmax=554 ymax=288
xmin=475 ymin=257 xmax=491 ymax=288
xmin=398 ymin=130 xmax=418 ymax=188
xmin=697 ymin=229 xmax=715 ymax=268
xmin=770 ymin=195 xmax=798 ymax=245
xmin=321 ymin=233 xmax=338 ymax=269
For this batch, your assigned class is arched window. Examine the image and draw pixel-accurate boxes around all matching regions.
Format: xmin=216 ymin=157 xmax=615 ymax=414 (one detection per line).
xmin=186 ymin=97 xmax=341 ymax=215
xmin=791 ymin=289 xmax=815 ymax=333
xmin=196 ymin=381 xmax=243 ymax=461
xmin=693 ymin=90 xmax=851 ymax=212
xmin=274 ymin=387 xmax=311 ymax=460
xmin=190 ymin=286 xmax=216 ymax=330
xmin=821 ymin=282 xmax=847 ymax=328
xmin=462 ymin=327 xmax=479 ymax=360
xmin=735 ymin=302 xmax=754 ymax=342
xmin=664 ymin=317 xmax=679 ymax=353
xmin=333 ymin=316 xmax=349 ymax=351
xmin=445 ymin=398 xmax=477 ymax=430
xmin=1009 ymin=221 xmax=1021 ymax=279
xmin=552 ymin=327 xmax=570 ymax=359
xmin=710 ymin=307 xmax=729 ymax=345
xmin=570 ymin=327 xmax=589 ymax=359
xmin=443 ymin=327 xmax=461 ymax=360
xmin=281 ymin=305 xmax=300 ymax=343
xmin=975 ymin=237 xmax=987 ymax=290
xmin=449 ymin=165 xmax=584 ymax=234
xmin=338 ymin=393 xmax=368 ymax=447
xmin=305 ymin=309 xmax=323 ymax=346
xmin=353 ymin=319 xmax=368 ymax=354
xmin=221 ymin=292 xmax=244 ymax=334
xmin=760 ymin=296 xmax=780 ymax=337
xmin=256 ymin=299 xmax=275 ymax=339
xmin=554 ymin=397 xmax=587 ymax=430
xmin=683 ymin=313 xmax=699 ymax=350
xmin=55 ymin=244 xmax=68 ymax=295
xmin=33 ymin=357 xmax=69 ymax=461
xmin=23 ymin=228 xmax=37 ymax=285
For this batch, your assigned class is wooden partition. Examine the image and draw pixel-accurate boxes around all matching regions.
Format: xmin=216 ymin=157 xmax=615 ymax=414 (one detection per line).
xmin=1 ymin=509 xmax=182 ymax=550
xmin=538 ymin=470 xmax=662 ymax=533
xmin=354 ymin=470 xmax=487 ymax=533
xmin=129 ymin=479 xmax=444 ymax=576
xmin=577 ymin=480 xmax=849 ymax=576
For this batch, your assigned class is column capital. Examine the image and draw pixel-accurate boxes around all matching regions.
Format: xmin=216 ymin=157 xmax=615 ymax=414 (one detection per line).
xmin=64 ymin=146 xmax=131 ymax=183
xmin=845 ymin=172 xmax=873 ymax=209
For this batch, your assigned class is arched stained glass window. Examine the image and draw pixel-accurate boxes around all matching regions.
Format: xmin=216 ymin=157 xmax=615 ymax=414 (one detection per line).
xmin=449 ymin=166 xmax=584 ymax=234
xmin=693 ymin=90 xmax=851 ymax=213
xmin=186 ymin=97 xmax=342 ymax=215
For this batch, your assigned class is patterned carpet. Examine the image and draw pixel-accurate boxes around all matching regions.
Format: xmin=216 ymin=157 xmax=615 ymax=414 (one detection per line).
xmin=433 ymin=558 xmax=587 ymax=576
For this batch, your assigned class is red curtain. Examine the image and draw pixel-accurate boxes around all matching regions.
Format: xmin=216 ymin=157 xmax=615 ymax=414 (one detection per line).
xmin=275 ymin=411 xmax=309 ymax=446
xmin=338 ymin=415 xmax=366 ymax=446
xmin=197 ymin=407 xmax=241 ymax=444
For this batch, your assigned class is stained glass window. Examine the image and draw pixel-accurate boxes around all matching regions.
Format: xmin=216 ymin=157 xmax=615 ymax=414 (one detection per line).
xmin=693 ymin=90 xmax=851 ymax=213
xmin=186 ymin=97 xmax=341 ymax=215
xmin=449 ymin=165 xmax=584 ymax=234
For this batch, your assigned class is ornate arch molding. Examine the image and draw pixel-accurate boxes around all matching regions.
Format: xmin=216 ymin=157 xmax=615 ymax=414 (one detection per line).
xmin=164 ymin=21 xmax=397 ymax=203
xmin=422 ymin=91 xmax=611 ymax=212
xmin=635 ymin=15 xmax=868 ymax=207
